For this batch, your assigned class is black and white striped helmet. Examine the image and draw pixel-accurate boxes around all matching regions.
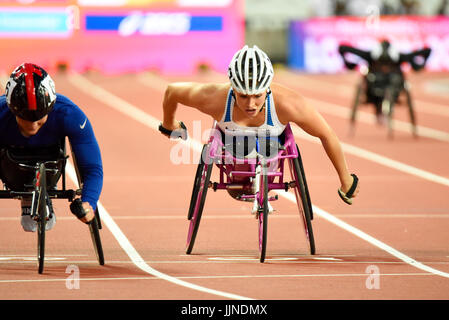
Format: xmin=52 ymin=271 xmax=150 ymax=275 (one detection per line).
xmin=228 ymin=45 xmax=274 ymax=95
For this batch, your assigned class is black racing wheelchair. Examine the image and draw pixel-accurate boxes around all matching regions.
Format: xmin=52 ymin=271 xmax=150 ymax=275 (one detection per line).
xmin=338 ymin=41 xmax=431 ymax=138
xmin=0 ymin=139 xmax=104 ymax=274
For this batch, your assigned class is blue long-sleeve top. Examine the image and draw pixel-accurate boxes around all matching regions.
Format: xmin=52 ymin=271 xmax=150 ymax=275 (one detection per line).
xmin=0 ymin=94 xmax=103 ymax=210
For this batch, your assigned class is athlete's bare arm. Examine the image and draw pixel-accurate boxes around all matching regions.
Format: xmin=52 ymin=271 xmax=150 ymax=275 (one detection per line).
xmin=272 ymin=83 xmax=359 ymax=196
xmin=162 ymin=82 xmax=229 ymax=130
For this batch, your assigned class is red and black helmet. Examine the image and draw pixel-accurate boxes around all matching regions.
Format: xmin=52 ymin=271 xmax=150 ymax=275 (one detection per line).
xmin=5 ymin=63 xmax=56 ymax=121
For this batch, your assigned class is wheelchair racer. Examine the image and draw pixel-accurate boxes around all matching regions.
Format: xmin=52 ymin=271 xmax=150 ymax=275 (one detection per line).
xmin=159 ymin=45 xmax=359 ymax=205
xmin=0 ymin=63 xmax=103 ymax=232
xmin=338 ymin=40 xmax=431 ymax=122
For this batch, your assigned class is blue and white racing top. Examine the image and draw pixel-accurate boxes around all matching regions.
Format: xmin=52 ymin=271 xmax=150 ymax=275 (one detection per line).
xmin=217 ymin=88 xmax=286 ymax=137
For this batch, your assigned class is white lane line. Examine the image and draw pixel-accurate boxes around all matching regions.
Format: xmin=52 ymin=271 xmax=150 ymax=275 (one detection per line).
xmin=2 ymin=259 xmax=448 ymax=266
xmin=306 ymin=97 xmax=449 ymax=143
xmin=274 ymin=71 xmax=449 ymax=142
xmin=291 ymin=126 xmax=449 ymax=187
xmin=137 ymin=71 xmax=449 ymax=188
xmin=2 ymin=213 xmax=449 ymax=221
xmin=69 ymin=73 xmax=449 ymax=280
xmin=0 ymin=272 xmax=433 ymax=284
xmin=279 ymin=191 xmax=449 ymax=278
xmin=278 ymin=70 xmax=449 ymax=118
xmin=67 ymin=74 xmax=252 ymax=300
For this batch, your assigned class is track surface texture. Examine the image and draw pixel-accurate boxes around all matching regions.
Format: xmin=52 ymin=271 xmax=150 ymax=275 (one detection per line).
xmin=0 ymin=69 xmax=448 ymax=303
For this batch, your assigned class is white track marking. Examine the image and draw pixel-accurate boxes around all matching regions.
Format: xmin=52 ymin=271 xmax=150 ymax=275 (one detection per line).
xmin=0 ymin=272 xmax=432 ymax=285
xmin=67 ymin=74 xmax=252 ymax=300
xmin=136 ymin=71 xmax=449 ymax=187
xmin=278 ymin=70 xmax=449 ymax=118
xmin=291 ymin=126 xmax=449 ymax=187
xmin=69 ymin=74 xmax=449 ymax=281
xmin=305 ymin=97 xmax=449 ymax=142
xmin=279 ymin=191 xmax=449 ymax=278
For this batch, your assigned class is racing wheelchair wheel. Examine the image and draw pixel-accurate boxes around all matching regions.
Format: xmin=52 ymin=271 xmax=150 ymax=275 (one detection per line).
xmin=289 ymin=146 xmax=315 ymax=255
xmin=36 ymin=163 xmax=48 ymax=274
xmin=349 ymin=79 xmax=364 ymax=132
xmin=186 ymin=145 xmax=212 ymax=254
xmin=89 ymin=209 xmax=105 ymax=266
xmin=258 ymin=164 xmax=269 ymax=263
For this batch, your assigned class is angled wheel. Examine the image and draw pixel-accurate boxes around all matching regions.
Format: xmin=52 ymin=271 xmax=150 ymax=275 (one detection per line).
xmin=289 ymin=146 xmax=315 ymax=255
xmin=350 ymin=80 xmax=363 ymax=126
xmin=36 ymin=163 xmax=47 ymax=274
xmin=382 ymin=88 xmax=395 ymax=138
xmin=258 ymin=164 xmax=269 ymax=263
xmin=89 ymin=209 xmax=104 ymax=266
xmin=186 ymin=145 xmax=212 ymax=254
xmin=404 ymin=86 xmax=417 ymax=137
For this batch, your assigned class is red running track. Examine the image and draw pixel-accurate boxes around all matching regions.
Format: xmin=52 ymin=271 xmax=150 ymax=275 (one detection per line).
xmin=0 ymin=69 xmax=448 ymax=301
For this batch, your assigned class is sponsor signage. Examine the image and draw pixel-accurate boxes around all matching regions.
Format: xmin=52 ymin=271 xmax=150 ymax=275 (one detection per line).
xmin=289 ymin=16 xmax=449 ymax=72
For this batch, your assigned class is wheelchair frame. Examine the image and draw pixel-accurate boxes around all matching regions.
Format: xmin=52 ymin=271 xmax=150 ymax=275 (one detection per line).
xmin=350 ymin=66 xmax=417 ymax=138
xmin=0 ymin=138 xmax=104 ymax=274
xmin=186 ymin=122 xmax=315 ymax=262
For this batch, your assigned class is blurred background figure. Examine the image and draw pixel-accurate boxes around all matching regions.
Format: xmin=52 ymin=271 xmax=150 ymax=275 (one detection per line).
xmin=338 ymin=39 xmax=431 ymax=137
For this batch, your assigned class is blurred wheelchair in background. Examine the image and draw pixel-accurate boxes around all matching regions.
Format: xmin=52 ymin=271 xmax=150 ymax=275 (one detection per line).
xmin=339 ymin=40 xmax=431 ymax=138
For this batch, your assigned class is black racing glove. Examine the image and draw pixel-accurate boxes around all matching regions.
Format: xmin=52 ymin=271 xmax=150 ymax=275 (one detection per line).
xmin=158 ymin=121 xmax=188 ymax=140
xmin=70 ymin=198 xmax=92 ymax=224
xmin=338 ymin=174 xmax=359 ymax=205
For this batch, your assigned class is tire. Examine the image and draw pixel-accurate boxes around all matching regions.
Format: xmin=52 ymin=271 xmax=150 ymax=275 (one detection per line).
xmin=350 ymin=80 xmax=363 ymax=125
xmin=382 ymin=88 xmax=395 ymax=138
xmin=258 ymin=165 xmax=269 ymax=263
xmin=89 ymin=212 xmax=105 ymax=266
xmin=188 ymin=145 xmax=206 ymax=220
xmin=36 ymin=163 xmax=47 ymax=274
xmin=186 ymin=146 xmax=212 ymax=254
xmin=290 ymin=150 xmax=315 ymax=255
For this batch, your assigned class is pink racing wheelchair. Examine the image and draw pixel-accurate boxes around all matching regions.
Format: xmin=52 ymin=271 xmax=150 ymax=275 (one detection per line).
xmin=183 ymin=122 xmax=315 ymax=263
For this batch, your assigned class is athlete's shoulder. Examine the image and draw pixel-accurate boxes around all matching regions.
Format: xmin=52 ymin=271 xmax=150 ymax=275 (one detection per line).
xmin=0 ymin=95 xmax=12 ymax=118
xmin=0 ymin=95 xmax=7 ymax=110
xmin=54 ymin=93 xmax=80 ymax=109
xmin=270 ymin=82 xmax=307 ymax=123
xmin=270 ymin=82 xmax=305 ymax=106
xmin=53 ymin=94 xmax=85 ymax=116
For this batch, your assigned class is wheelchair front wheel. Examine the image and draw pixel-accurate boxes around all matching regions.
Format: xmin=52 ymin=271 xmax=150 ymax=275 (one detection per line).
xmin=36 ymin=163 xmax=47 ymax=274
xmin=289 ymin=148 xmax=315 ymax=255
xmin=258 ymin=165 xmax=269 ymax=263
xmin=186 ymin=146 xmax=212 ymax=254
xmin=89 ymin=211 xmax=105 ymax=266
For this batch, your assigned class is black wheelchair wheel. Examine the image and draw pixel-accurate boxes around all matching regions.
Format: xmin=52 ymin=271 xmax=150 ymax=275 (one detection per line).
xmin=404 ymin=86 xmax=417 ymax=137
xmin=350 ymin=80 xmax=363 ymax=126
xmin=382 ymin=88 xmax=395 ymax=138
xmin=188 ymin=145 xmax=206 ymax=220
xmin=89 ymin=210 xmax=105 ymax=266
xmin=290 ymin=147 xmax=315 ymax=255
xmin=186 ymin=146 xmax=212 ymax=254
xmin=295 ymin=146 xmax=313 ymax=220
xmin=36 ymin=163 xmax=47 ymax=274
xmin=258 ymin=165 xmax=269 ymax=263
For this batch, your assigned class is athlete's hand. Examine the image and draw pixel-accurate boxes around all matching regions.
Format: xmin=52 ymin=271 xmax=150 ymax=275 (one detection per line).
xmin=70 ymin=198 xmax=95 ymax=224
xmin=338 ymin=174 xmax=359 ymax=205
xmin=80 ymin=202 xmax=95 ymax=224
xmin=159 ymin=120 xmax=188 ymax=140
xmin=162 ymin=120 xmax=181 ymax=132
